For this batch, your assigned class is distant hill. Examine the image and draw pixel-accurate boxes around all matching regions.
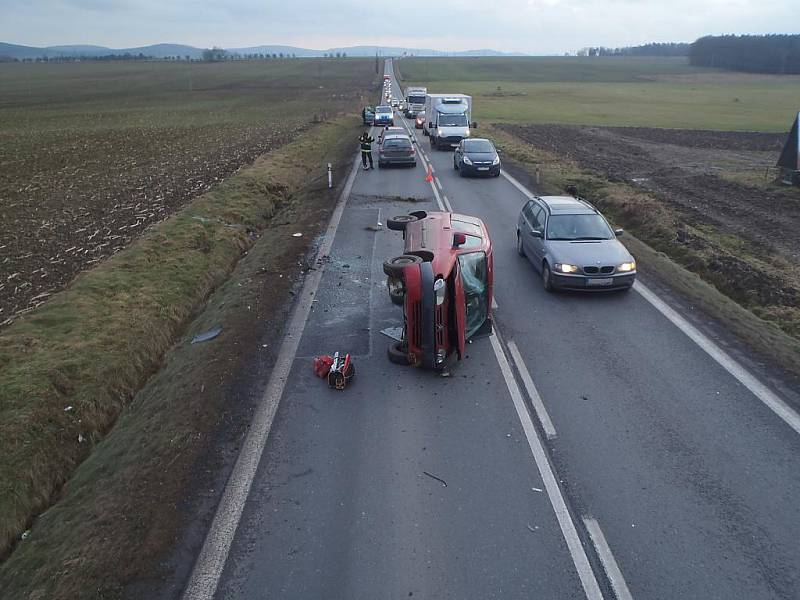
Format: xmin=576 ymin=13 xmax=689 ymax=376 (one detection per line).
xmin=0 ymin=41 xmax=523 ymax=60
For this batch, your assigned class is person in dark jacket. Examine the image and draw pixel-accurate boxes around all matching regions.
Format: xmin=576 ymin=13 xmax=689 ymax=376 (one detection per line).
xmin=359 ymin=132 xmax=375 ymax=170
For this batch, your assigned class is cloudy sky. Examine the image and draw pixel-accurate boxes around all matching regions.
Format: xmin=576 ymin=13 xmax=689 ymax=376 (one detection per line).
xmin=1 ymin=0 xmax=796 ymax=54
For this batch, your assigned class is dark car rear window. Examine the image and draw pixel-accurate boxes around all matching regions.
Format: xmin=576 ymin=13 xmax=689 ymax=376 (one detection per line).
xmin=384 ymin=138 xmax=411 ymax=148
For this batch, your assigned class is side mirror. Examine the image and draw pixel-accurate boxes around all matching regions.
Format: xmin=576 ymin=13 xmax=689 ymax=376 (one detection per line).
xmin=614 ymin=228 xmax=624 ymax=237
xmin=453 ymin=233 xmax=467 ymax=247
xmin=472 ymin=121 xmax=478 ymax=129
xmin=530 ymin=230 xmax=543 ymax=239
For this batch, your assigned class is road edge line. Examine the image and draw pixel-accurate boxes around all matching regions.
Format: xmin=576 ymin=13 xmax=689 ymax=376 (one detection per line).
xmin=583 ymin=517 xmax=634 ymax=600
xmin=507 ymin=340 xmax=558 ymax=439
xmin=181 ymin=154 xmax=362 ymax=600
xmin=489 ymin=332 xmax=604 ymax=600
xmin=634 ymin=281 xmax=800 ymax=436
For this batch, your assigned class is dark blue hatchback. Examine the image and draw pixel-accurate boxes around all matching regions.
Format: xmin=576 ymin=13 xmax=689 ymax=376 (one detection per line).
xmin=453 ymin=138 xmax=501 ymax=177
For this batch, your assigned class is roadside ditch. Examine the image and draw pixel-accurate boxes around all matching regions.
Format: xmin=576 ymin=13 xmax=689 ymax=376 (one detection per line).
xmin=0 ymin=116 xmax=361 ymax=598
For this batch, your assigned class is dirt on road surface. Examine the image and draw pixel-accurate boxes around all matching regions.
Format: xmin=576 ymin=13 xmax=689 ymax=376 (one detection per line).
xmin=499 ymin=124 xmax=799 ymax=262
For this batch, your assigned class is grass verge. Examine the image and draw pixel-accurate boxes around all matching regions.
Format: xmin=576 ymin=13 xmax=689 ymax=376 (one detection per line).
xmin=486 ymin=124 xmax=800 ymax=377
xmin=0 ymin=116 xmax=361 ymax=563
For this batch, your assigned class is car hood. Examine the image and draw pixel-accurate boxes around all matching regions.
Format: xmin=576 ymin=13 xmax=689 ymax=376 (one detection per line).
xmin=547 ymin=239 xmax=633 ymax=267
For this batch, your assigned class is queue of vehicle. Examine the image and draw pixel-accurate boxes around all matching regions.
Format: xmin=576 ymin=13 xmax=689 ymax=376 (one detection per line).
xmin=359 ymin=81 xmax=636 ymax=371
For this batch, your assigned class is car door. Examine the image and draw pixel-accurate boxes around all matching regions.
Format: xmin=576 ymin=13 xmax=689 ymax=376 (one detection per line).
xmin=519 ymin=201 xmax=536 ymax=257
xmin=528 ymin=203 xmax=546 ymax=266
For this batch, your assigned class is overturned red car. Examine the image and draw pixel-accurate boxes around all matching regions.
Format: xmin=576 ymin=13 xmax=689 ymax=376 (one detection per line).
xmin=383 ymin=211 xmax=493 ymax=370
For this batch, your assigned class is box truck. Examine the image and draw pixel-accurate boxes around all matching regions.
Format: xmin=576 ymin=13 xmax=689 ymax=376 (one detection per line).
xmin=424 ymin=94 xmax=473 ymax=150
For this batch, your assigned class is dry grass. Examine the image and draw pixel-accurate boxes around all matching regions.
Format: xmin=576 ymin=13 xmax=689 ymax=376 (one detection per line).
xmin=487 ymin=124 xmax=800 ymax=376
xmin=0 ymin=116 xmax=361 ymax=562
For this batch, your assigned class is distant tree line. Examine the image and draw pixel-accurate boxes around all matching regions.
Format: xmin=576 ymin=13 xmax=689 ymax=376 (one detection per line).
xmin=577 ymin=42 xmax=689 ymax=57
xmin=1 ymin=49 xmax=340 ymax=63
xmin=689 ymin=34 xmax=800 ymax=74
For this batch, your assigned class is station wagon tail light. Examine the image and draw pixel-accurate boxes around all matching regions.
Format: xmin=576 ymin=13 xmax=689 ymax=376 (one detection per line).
xmin=554 ymin=263 xmax=579 ymax=274
xmin=618 ymin=261 xmax=636 ymax=272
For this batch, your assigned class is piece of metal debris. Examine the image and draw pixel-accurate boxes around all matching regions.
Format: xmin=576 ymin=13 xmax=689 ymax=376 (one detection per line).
xmin=191 ymin=326 xmax=222 ymax=344
xmin=380 ymin=327 xmax=404 ymax=342
xmin=423 ymin=471 xmax=447 ymax=487
xmin=292 ymin=232 xmax=303 ymax=237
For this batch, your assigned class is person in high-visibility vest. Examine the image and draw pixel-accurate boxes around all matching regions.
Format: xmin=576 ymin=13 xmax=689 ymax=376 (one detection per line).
xmin=359 ymin=132 xmax=375 ymax=170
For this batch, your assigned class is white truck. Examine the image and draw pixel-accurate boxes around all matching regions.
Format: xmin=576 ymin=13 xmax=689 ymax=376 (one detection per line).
xmin=404 ymin=86 xmax=427 ymax=118
xmin=423 ymin=94 xmax=473 ymax=150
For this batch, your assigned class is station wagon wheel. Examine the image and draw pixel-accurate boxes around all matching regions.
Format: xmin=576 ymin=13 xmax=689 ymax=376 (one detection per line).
xmin=382 ymin=254 xmax=422 ymax=278
xmin=387 ymin=215 xmax=418 ymax=231
xmin=516 ymin=232 xmax=524 ymax=256
xmin=542 ymin=262 xmax=554 ymax=292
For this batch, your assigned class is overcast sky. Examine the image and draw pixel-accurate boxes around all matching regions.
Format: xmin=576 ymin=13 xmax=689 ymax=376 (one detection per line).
xmin=1 ymin=0 xmax=797 ymax=54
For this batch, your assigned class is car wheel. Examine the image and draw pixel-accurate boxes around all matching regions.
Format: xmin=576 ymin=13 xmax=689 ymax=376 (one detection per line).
xmin=493 ymin=171 xmax=501 ymax=178
xmin=387 ymin=215 xmax=419 ymax=231
xmin=453 ymin=159 xmax=458 ymax=171
xmin=383 ymin=254 xmax=423 ymax=278
xmin=516 ymin=232 xmax=525 ymax=256
xmin=542 ymin=262 xmax=554 ymax=292
xmin=387 ymin=341 xmax=411 ymax=366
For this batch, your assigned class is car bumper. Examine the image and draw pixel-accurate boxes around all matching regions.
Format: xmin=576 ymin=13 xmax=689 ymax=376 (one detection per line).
xmin=551 ymin=272 xmax=636 ymax=291
xmin=379 ymin=156 xmax=416 ymax=165
xmin=460 ymin=163 xmax=500 ymax=176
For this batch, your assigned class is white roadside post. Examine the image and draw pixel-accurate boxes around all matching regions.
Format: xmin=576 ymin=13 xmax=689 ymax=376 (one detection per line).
xmin=327 ymin=163 xmax=333 ymax=189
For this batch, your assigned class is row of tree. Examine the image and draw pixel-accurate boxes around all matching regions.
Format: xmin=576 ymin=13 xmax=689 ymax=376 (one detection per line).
xmin=689 ymin=34 xmax=800 ymax=74
xmin=0 ymin=50 xmax=350 ymax=63
xmin=577 ymin=43 xmax=690 ymax=57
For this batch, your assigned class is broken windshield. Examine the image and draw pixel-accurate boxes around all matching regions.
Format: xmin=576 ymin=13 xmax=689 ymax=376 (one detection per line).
xmin=458 ymin=251 xmax=488 ymax=340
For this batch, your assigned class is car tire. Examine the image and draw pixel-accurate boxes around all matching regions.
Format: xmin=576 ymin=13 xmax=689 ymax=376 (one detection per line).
xmin=516 ymin=232 xmax=525 ymax=256
xmin=387 ymin=341 xmax=411 ymax=366
xmin=383 ymin=254 xmax=422 ymax=278
xmin=493 ymin=171 xmax=501 ymax=177
xmin=542 ymin=262 xmax=554 ymax=292
xmin=387 ymin=215 xmax=419 ymax=231
xmin=453 ymin=159 xmax=458 ymax=171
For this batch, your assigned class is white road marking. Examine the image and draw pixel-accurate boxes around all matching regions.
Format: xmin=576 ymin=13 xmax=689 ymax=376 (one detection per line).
xmin=501 ymin=169 xmax=537 ymax=199
xmin=583 ymin=517 xmax=634 ymax=600
xmin=181 ymin=155 xmax=363 ymax=600
xmin=507 ymin=340 xmax=558 ymax=439
xmin=492 ymin=297 xmax=498 ymax=309
xmin=499 ymin=166 xmax=799 ymax=438
xmin=490 ymin=332 xmax=604 ymax=600
xmin=634 ymin=281 xmax=800 ymax=436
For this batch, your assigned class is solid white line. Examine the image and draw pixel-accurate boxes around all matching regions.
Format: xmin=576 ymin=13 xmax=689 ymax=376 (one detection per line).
xmin=501 ymin=169 xmax=537 ymax=200
xmin=429 ymin=177 xmax=447 ymax=212
xmin=498 ymin=166 xmax=799 ymax=438
xmin=181 ymin=154 xmax=362 ymax=600
xmin=583 ymin=517 xmax=634 ymax=600
xmin=491 ymin=297 xmax=498 ymax=310
xmin=633 ymin=281 xmax=800 ymax=436
xmin=507 ymin=340 xmax=558 ymax=439
xmin=489 ymin=332 xmax=604 ymax=600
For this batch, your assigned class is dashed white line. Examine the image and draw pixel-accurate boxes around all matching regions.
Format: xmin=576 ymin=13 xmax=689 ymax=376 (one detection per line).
xmin=507 ymin=340 xmax=557 ymax=439
xmin=634 ymin=281 xmax=800 ymax=436
xmin=490 ymin=332 xmax=604 ymax=600
xmin=583 ymin=517 xmax=634 ymax=600
xmin=499 ymin=166 xmax=798 ymax=438
xmin=181 ymin=155 xmax=362 ymax=600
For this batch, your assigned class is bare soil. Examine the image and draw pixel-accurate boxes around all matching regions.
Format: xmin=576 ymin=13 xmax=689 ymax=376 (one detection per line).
xmin=0 ymin=122 xmax=306 ymax=325
xmin=499 ymin=124 xmax=800 ymax=262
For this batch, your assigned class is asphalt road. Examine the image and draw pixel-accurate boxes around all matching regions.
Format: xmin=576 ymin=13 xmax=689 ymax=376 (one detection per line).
xmin=203 ymin=59 xmax=800 ymax=600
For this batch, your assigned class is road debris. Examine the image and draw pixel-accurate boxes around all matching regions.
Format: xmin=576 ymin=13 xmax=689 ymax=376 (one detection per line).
xmin=292 ymin=232 xmax=303 ymax=237
xmin=423 ymin=471 xmax=447 ymax=487
xmin=191 ymin=326 xmax=222 ymax=344
xmin=526 ymin=523 xmax=539 ymax=532
xmin=380 ymin=327 xmax=404 ymax=342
